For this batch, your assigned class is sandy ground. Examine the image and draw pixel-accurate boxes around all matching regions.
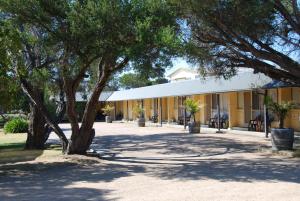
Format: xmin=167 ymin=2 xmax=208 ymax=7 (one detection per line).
xmin=0 ymin=122 xmax=300 ymax=201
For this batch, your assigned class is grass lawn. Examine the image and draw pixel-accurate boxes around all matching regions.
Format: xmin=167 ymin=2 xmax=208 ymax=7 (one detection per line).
xmin=0 ymin=130 xmax=62 ymax=164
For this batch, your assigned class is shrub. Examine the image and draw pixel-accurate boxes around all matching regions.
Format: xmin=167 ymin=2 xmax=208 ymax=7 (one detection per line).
xmin=4 ymin=118 xmax=29 ymax=133
xmin=133 ymin=105 xmax=144 ymax=118
xmin=265 ymin=96 xmax=295 ymax=129
xmin=184 ymin=98 xmax=202 ymax=122
xmin=101 ymin=104 xmax=114 ymax=116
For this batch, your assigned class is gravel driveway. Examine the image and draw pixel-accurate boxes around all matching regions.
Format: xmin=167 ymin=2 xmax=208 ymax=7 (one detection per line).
xmin=1 ymin=122 xmax=299 ymax=201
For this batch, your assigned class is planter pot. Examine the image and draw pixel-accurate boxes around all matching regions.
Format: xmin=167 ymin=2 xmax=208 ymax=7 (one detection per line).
xmin=271 ymin=128 xmax=294 ymax=151
xmin=188 ymin=122 xmax=200 ymax=134
xmin=105 ymin=116 xmax=112 ymax=123
xmin=137 ymin=117 xmax=145 ymax=127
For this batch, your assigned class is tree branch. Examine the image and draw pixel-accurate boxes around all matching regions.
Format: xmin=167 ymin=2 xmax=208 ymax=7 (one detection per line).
xmin=274 ymin=0 xmax=300 ymax=35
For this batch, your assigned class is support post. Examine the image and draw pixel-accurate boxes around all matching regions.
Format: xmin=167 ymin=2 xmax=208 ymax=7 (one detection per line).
xmin=114 ymin=102 xmax=117 ymax=121
xmin=264 ymin=90 xmax=269 ymax=138
xmin=160 ymin=98 xmax=162 ymax=126
xmin=127 ymin=100 xmax=129 ymax=121
xmin=216 ymin=94 xmax=223 ymax=133
xmin=184 ymin=99 xmax=187 ymax=129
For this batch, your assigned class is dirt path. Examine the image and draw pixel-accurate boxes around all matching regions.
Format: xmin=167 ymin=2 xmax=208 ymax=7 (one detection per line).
xmin=1 ymin=122 xmax=299 ymax=201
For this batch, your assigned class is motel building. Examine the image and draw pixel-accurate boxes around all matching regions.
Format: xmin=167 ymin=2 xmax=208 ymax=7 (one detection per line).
xmin=93 ymin=68 xmax=300 ymax=133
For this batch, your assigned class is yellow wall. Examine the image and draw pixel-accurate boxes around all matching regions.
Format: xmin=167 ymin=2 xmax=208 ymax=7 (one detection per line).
xmin=144 ymin=99 xmax=152 ymax=121
xmin=278 ymin=88 xmax=300 ymax=131
xmin=110 ymin=87 xmax=300 ymax=131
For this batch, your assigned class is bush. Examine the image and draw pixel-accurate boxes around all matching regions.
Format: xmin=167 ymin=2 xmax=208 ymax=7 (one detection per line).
xmin=4 ymin=118 xmax=29 ymax=133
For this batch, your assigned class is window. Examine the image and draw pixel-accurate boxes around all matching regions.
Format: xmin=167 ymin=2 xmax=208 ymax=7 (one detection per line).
xmin=237 ymin=92 xmax=244 ymax=109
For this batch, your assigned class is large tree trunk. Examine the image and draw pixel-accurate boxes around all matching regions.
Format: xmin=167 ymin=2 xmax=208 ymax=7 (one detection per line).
xmin=19 ymin=78 xmax=69 ymax=152
xmin=65 ymin=58 xmax=128 ymax=155
xmin=26 ymin=102 xmax=47 ymax=149
xmin=25 ymin=87 xmax=67 ymax=150
xmin=67 ymin=69 xmax=110 ymax=154
xmin=66 ymin=84 xmax=104 ymax=154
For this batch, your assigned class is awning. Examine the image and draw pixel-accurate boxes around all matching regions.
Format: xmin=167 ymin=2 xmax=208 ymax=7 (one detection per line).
xmin=107 ymin=72 xmax=272 ymax=101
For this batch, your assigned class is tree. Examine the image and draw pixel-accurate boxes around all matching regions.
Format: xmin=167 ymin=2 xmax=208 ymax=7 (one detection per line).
xmin=177 ymin=0 xmax=300 ymax=84
xmin=1 ymin=0 xmax=180 ymax=154
xmin=184 ymin=98 xmax=200 ymax=122
xmin=118 ymin=73 xmax=152 ymax=89
xmin=118 ymin=73 xmax=169 ymax=89
xmin=0 ymin=70 xmax=29 ymax=115
xmin=265 ymin=96 xmax=295 ymax=129
xmin=0 ymin=14 xmax=68 ymax=150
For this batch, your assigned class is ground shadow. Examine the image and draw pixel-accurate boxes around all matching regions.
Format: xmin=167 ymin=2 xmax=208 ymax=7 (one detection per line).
xmin=92 ymin=132 xmax=300 ymax=184
xmin=2 ymin=129 xmax=300 ymax=201
xmin=0 ymin=160 xmax=145 ymax=201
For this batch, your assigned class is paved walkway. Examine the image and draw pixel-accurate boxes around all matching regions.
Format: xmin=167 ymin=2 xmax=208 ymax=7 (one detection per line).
xmin=1 ymin=122 xmax=300 ymax=201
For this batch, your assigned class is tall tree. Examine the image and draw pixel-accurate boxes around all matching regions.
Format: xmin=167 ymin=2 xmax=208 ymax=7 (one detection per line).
xmin=118 ymin=72 xmax=168 ymax=89
xmin=177 ymin=0 xmax=300 ymax=84
xmin=0 ymin=15 xmax=68 ymax=149
xmin=1 ymin=0 xmax=180 ymax=154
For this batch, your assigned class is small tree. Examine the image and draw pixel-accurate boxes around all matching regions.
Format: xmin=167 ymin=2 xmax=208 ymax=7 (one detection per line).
xmin=265 ymin=96 xmax=295 ymax=129
xmin=184 ymin=98 xmax=201 ymax=122
xmin=101 ymin=105 xmax=114 ymax=116
xmin=133 ymin=105 xmax=144 ymax=118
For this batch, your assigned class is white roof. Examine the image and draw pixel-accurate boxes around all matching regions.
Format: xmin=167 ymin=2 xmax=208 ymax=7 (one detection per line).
xmin=107 ymin=72 xmax=272 ymax=101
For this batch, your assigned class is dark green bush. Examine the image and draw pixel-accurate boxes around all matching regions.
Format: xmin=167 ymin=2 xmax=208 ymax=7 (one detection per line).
xmin=4 ymin=118 xmax=29 ymax=133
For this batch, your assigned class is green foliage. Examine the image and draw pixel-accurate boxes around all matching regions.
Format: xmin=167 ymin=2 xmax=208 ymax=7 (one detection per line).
xmin=176 ymin=0 xmax=300 ymax=83
xmin=118 ymin=73 xmax=151 ymax=89
xmin=184 ymin=98 xmax=200 ymax=114
xmin=4 ymin=118 xmax=29 ymax=133
xmin=75 ymin=102 xmax=87 ymax=120
xmin=101 ymin=104 xmax=114 ymax=116
xmin=265 ymin=96 xmax=295 ymax=129
xmin=1 ymin=0 xmax=181 ymax=152
xmin=106 ymin=72 xmax=169 ymax=90
xmin=184 ymin=98 xmax=201 ymax=122
xmin=133 ymin=105 xmax=144 ymax=118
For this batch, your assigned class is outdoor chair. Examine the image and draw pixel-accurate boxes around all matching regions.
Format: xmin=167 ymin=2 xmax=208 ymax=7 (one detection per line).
xmin=209 ymin=113 xmax=228 ymax=129
xmin=208 ymin=114 xmax=218 ymax=128
xmin=248 ymin=114 xmax=263 ymax=132
xmin=178 ymin=114 xmax=191 ymax=125
xmin=151 ymin=114 xmax=158 ymax=123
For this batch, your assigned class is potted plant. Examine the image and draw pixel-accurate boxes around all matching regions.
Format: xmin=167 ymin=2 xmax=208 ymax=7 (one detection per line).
xmin=265 ymin=96 xmax=295 ymax=150
xmin=102 ymin=104 xmax=114 ymax=123
xmin=133 ymin=105 xmax=145 ymax=127
xmin=184 ymin=98 xmax=201 ymax=133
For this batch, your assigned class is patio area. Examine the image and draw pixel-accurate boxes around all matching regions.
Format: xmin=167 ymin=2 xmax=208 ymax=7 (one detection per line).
xmin=1 ymin=122 xmax=300 ymax=201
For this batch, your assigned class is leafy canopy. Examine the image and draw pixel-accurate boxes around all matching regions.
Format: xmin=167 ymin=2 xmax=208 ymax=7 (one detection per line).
xmin=184 ymin=98 xmax=201 ymax=122
xmin=175 ymin=0 xmax=300 ymax=83
xmin=265 ymin=96 xmax=295 ymax=128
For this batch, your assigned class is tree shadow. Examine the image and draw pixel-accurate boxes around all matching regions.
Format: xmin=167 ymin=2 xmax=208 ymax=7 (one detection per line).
xmin=91 ymin=132 xmax=300 ymax=184
xmin=0 ymin=160 xmax=145 ymax=201
xmin=92 ymin=132 xmax=267 ymax=157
